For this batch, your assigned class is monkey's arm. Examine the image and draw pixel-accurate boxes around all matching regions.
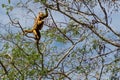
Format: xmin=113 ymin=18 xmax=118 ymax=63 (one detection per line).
xmin=42 ymin=8 xmax=48 ymax=19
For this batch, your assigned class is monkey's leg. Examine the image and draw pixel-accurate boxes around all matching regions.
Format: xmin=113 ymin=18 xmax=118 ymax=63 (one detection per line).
xmin=23 ymin=29 xmax=33 ymax=35
xmin=36 ymin=30 xmax=41 ymax=40
xmin=33 ymin=30 xmax=41 ymax=41
xmin=24 ymin=29 xmax=33 ymax=33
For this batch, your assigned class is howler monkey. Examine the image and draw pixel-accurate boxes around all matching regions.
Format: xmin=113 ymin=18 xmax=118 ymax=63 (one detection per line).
xmin=24 ymin=8 xmax=48 ymax=43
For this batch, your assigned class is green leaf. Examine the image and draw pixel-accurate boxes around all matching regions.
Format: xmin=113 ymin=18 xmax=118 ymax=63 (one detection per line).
xmin=34 ymin=0 xmax=46 ymax=3
xmin=41 ymin=0 xmax=46 ymax=4
xmin=2 ymin=4 xmax=6 ymax=8
xmin=16 ymin=2 xmax=21 ymax=6
xmin=6 ymin=6 xmax=13 ymax=13
xmin=8 ymin=0 xmax=10 ymax=4
xmin=6 ymin=11 xmax=9 ymax=14
xmin=34 ymin=0 xmax=40 ymax=2
xmin=9 ymin=6 xmax=13 ymax=11
xmin=56 ymin=36 xmax=66 ymax=43
xmin=92 ymin=44 xmax=97 ymax=49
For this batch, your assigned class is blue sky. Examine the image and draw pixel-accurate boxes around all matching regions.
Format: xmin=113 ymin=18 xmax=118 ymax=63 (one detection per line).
xmin=0 ymin=0 xmax=120 ymax=31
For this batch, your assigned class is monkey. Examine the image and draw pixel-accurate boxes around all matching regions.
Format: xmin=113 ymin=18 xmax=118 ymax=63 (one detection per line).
xmin=24 ymin=8 xmax=48 ymax=43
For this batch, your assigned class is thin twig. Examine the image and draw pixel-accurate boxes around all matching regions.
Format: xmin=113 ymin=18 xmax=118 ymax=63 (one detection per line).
xmin=98 ymin=0 xmax=108 ymax=25
xmin=11 ymin=63 xmax=23 ymax=76
xmin=49 ymin=9 xmax=74 ymax=45
xmin=36 ymin=42 xmax=44 ymax=71
xmin=98 ymin=58 xmax=104 ymax=80
xmin=0 ymin=60 xmax=8 ymax=75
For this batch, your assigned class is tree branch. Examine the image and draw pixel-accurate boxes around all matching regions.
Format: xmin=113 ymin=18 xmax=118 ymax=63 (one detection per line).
xmin=49 ymin=9 xmax=74 ymax=45
xmin=0 ymin=60 xmax=8 ymax=75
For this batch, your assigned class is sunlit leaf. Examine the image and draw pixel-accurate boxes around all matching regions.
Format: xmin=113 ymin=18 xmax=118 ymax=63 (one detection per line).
xmin=34 ymin=0 xmax=39 ymax=2
xmin=41 ymin=0 xmax=46 ymax=4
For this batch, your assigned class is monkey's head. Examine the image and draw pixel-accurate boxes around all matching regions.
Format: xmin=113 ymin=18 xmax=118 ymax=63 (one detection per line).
xmin=38 ymin=12 xmax=44 ymax=19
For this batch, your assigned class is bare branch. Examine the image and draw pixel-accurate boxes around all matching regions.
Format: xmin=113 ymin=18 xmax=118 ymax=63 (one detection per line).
xmin=98 ymin=0 xmax=108 ymax=25
xmin=7 ymin=13 xmax=36 ymax=40
xmin=88 ymin=25 xmax=120 ymax=47
xmin=98 ymin=58 xmax=104 ymax=80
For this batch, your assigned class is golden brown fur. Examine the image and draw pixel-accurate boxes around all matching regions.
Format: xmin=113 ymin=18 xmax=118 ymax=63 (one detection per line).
xmin=24 ymin=9 xmax=48 ymax=42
